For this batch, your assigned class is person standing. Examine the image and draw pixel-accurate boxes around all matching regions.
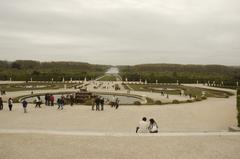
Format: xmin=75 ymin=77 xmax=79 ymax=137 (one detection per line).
xmin=148 ymin=118 xmax=158 ymax=133
xmin=45 ymin=94 xmax=48 ymax=106
xmin=70 ymin=94 xmax=74 ymax=106
xmin=100 ymin=97 xmax=104 ymax=111
xmin=136 ymin=117 xmax=149 ymax=133
xmin=61 ymin=95 xmax=65 ymax=106
xmin=47 ymin=94 xmax=51 ymax=106
xmin=22 ymin=99 xmax=28 ymax=113
xmin=57 ymin=98 xmax=63 ymax=110
xmin=8 ymin=98 xmax=13 ymax=111
xmin=50 ymin=95 xmax=54 ymax=106
xmin=0 ymin=97 xmax=3 ymax=110
xmin=111 ymin=95 xmax=116 ymax=108
xmin=95 ymin=96 xmax=100 ymax=111
xmin=92 ymin=96 xmax=96 ymax=111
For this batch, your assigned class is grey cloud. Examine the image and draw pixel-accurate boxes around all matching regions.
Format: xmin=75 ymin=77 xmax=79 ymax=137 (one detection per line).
xmin=0 ymin=0 xmax=240 ymax=65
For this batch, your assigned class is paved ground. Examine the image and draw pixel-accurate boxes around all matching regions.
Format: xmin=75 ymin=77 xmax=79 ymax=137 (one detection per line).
xmin=0 ymin=95 xmax=237 ymax=132
xmin=0 ymin=82 xmax=239 ymax=159
xmin=0 ymin=134 xmax=240 ymax=159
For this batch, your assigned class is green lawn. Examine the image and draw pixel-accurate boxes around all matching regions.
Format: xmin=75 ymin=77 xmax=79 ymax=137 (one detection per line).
xmin=128 ymin=84 xmax=233 ymax=98
xmin=98 ymin=75 xmax=117 ymax=81
xmin=0 ymin=82 xmax=77 ymax=92
xmin=237 ymin=89 xmax=240 ymax=127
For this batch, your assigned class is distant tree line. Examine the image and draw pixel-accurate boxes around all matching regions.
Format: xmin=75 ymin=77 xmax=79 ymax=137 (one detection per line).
xmin=0 ymin=60 xmax=109 ymax=81
xmin=119 ymin=64 xmax=240 ymax=85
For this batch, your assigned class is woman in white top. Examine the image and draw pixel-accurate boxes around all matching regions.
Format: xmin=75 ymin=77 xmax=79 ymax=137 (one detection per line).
xmin=148 ymin=118 xmax=158 ymax=133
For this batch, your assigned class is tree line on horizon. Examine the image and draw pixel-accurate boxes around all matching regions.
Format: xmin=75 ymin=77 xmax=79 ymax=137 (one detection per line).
xmin=119 ymin=64 xmax=240 ymax=86
xmin=0 ymin=60 xmax=240 ymax=86
xmin=0 ymin=60 xmax=109 ymax=81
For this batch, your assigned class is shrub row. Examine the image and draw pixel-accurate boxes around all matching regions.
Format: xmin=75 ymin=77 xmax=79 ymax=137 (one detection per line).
xmin=237 ymin=89 xmax=240 ymax=127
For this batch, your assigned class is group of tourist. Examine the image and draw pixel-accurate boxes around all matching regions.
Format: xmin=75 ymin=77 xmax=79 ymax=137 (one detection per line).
xmin=92 ymin=96 xmax=105 ymax=111
xmin=0 ymin=93 xmax=121 ymax=114
xmin=136 ymin=117 xmax=158 ymax=133
xmin=160 ymin=91 xmax=169 ymax=99
xmin=0 ymin=97 xmax=14 ymax=111
xmin=111 ymin=96 xmax=120 ymax=109
xmin=45 ymin=94 xmax=55 ymax=106
xmin=0 ymin=90 xmax=6 ymax=95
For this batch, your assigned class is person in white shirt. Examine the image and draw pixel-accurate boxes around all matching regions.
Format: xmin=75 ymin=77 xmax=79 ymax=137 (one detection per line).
xmin=136 ymin=117 xmax=149 ymax=133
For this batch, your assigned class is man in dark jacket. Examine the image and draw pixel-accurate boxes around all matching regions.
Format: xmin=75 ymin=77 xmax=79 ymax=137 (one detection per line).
xmin=22 ymin=99 xmax=28 ymax=113
xmin=95 ymin=96 xmax=100 ymax=111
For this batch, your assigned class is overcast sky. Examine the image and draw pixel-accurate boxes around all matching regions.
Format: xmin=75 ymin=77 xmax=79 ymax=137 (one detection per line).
xmin=0 ymin=0 xmax=239 ymax=65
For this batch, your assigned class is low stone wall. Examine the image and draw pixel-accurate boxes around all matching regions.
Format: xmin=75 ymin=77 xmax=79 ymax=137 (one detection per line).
xmin=91 ymin=91 xmax=147 ymax=104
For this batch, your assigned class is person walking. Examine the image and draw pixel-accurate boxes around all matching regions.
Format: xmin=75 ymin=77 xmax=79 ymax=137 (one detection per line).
xmin=148 ymin=118 xmax=158 ymax=133
xmin=136 ymin=117 xmax=149 ymax=133
xmin=8 ymin=98 xmax=13 ymax=111
xmin=0 ymin=97 xmax=3 ymax=110
xmin=45 ymin=94 xmax=48 ymax=106
xmin=115 ymin=98 xmax=120 ymax=109
xmin=35 ymin=96 xmax=42 ymax=108
xmin=57 ymin=98 xmax=63 ymax=110
xmin=22 ymin=99 xmax=28 ymax=113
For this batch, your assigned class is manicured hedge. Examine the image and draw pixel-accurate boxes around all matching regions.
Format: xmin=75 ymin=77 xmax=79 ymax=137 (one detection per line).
xmin=237 ymin=89 xmax=240 ymax=127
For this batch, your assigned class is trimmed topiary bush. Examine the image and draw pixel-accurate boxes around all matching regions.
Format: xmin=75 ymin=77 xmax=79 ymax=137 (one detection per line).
xmin=237 ymin=89 xmax=240 ymax=127
xmin=133 ymin=101 xmax=141 ymax=105
xmin=201 ymin=96 xmax=207 ymax=100
xmin=155 ymin=100 xmax=162 ymax=105
xmin=195 ymin=98 xmax=202 ymax=101
xmin=84 ymin=99 xmax=93 ymax=105
xmin=146 ymin=97 xmax=154 ymax=105
xmin=172 ymin=100 xmax=180 ymax=104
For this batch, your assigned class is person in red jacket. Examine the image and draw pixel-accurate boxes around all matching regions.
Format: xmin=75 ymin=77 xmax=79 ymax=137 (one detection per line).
xmin=50 ymin=94 xmax=54 ymax=106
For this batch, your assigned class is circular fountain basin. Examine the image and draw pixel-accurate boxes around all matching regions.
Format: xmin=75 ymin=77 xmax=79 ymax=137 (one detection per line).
xmin=23 ymin=93 xmax=144 ymax=105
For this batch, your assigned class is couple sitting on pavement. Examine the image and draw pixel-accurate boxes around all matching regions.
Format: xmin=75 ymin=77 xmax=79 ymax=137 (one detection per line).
xmin=136 ymin=117 xmax=158 ymax=133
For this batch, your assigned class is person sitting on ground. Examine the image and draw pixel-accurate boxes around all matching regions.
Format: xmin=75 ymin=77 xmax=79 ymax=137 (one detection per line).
xmin=148 ymin=118 xmax=158 ymax=133
xmin=136 ymin=117 xmax=149 ymax=133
